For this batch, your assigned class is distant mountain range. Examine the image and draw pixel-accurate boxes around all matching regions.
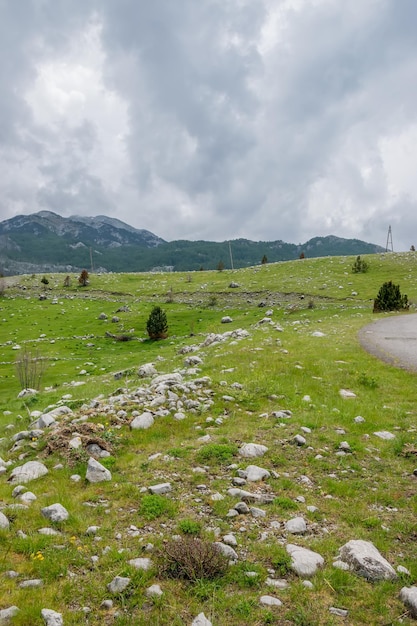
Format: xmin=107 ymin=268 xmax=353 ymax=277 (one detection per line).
xmin=0 ymin=211 xmax=385 ymax=275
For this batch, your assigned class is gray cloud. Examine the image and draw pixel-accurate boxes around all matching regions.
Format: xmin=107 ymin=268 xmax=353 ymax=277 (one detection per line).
xmin=0 ymin=0 xmax=416 ymax=250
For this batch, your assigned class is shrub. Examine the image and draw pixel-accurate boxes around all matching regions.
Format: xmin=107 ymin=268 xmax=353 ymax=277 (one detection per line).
xmin=261 ymin=254 xmax=268 ymax=265
xmin=196 ymin=443 xmax=238 ymax=465
xmin=139 ymin=494 xmax=176 ymax=520
xmin=177 ymin=519 xmax=202 ymax=535
xmin=41 ymin=276 xmax=49 ymax=288
xmin=159 ymin=537 xmax=229 ymax=581
xmin=15 ymin=347 xmax=48 ymax=390
xmin=352 ymin=255 xmax=369 ymax=273
xmin=146 ymin=305 xmax=168 ymax=339
xmin=373 ymin=281 xmax=408 ymax=312
xmin=78 ymin=269 xmax=89 ymax=286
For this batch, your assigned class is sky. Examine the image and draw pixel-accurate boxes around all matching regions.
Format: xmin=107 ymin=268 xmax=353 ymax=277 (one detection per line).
xmin=1 ymin=0 xmax=416 ymax=251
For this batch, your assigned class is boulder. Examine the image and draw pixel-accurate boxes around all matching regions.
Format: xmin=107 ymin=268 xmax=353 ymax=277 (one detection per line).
xmin=0 ymin=512 xmax=10 ymax=529
xmin=41 ymin=504 xmax=69 ymax=523
xmin=338 ymin=540 xmax=397 ymax=581
xmin=8 ymin=461 xmax=48 ymax=484
xmin=130 ymin=412 xmax=154 ymax=430
xmin=400 ymin=586 xmax=417 ymax=618
xmin=86 ymin=457 xmax=111 ymax=483
xmin=41 ymin=608 xmax=64 ymax=626
xmin=287 ymin=544 xmax=324 ymax=578
xmin=239 ymin=443 xmax=268 ymax=458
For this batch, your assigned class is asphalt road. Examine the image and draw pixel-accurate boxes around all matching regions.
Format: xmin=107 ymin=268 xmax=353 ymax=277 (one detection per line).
xmin=358 ymin=313 xmax=417 ymax=373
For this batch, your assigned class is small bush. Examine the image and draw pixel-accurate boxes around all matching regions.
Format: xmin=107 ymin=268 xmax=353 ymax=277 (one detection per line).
xmin=139 ymin=494 xmax=176 ymax=520
xmin=273 ymin=496 xmax=298 ymax=511
xmin=78 ymin=269 xmax=89 ymax=286
xmin=146 ymin=305 xmax=168 ymax=339
xmin=177 ymin=519 xmax=202 ymax=535
xmin=352 ymin=255 xmax=369 ymax=273
xmin=196 ymin=443 xmax=238 ymax=465
xmin=159 ymin=537 xmax=229 ymax=581
xmin=15 ymin=347 xmax=48 ymax=390
xmin=373 ymin=281 xmax=408 ymax=312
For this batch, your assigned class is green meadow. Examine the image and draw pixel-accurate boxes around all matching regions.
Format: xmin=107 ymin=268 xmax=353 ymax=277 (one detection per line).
xmin=1 ymin=252 xmax=417 ymax=625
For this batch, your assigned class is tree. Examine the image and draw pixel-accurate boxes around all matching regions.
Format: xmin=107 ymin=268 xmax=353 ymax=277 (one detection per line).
xmin=261 ymin=254 xmax=268 ymax=265
xmin=352 ymin=255 xmax=369 ymax=274
xmin=63 ymin=275 xmax=71 ymax=287
xmin=146 ymin=306 xmax=168 ymax=339
xmin=411 ymin=245 xmax=415 ymax=252
xmin=217 ymin=260 xmax=225 ymax=272
xmin=373 ymin=281 xmax=408 ymax=312
xmin=78 ymin=269 xmax=89 ymax=286
xmin=41 ymin=276 xmax=49 ymax=289
xmin=299 ymin=252 xmax=305 ymax=259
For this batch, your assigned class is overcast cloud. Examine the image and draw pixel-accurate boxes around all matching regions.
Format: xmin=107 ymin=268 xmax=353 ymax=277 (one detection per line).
xmin=0 ymin=0 xmax=416 ymax=250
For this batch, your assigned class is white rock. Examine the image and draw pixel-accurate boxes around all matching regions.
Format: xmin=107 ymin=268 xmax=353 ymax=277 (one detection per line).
xmin=339 ymin=389 xmax=356 ymax=399
xmin=130 ymin=412 xmax=154 ymax=430
xmin=338 ymin=540 xmax=397 ymax=581
xmin=260 ymin=595 xmax=282 ymax=607
xmin=148 ymin=482 xmax=171 ymax=495
xmin=239 ymin=443 xmax=268 ymax=458
xmin=41 ymin=504 xmax=69 ymax=523
xmin=86 ymin=457 xmax=111 ymax=483
xmin=294 ymin=434 xmax=306 ymax=446
xmin=41 ymin=608 xmax=64 ymax=626
xmin=0 ymin=607 xmax=19 ymax=621
xmin=222 ymin=534 xmax=237 ymax=546
xmin=128 ymin=558 xmax=153 ymax=571
xmin=245 ymin=465 xmax=270 ymax=482
xmin=287 ymin=544 xmax=324 ymax=577
xmin=400 ymin=586 xmax=417 ymax=618
xmin=138 ymin=363 xmax=157 ymax=378
xmin=191 ymin=613 xmax=212 ymax=626
xmin=214 ymin=542 xmax=238 ymax=561
xmin=373 ymin=431 xmax=395 ymax=440
xmin=146 ymin=584 xmax=163 ymax=597
xmin=0 ymin=512 xmax=10 ymax=529
xmin=285 ymin=517 xmax=307 ymax=534
xmin=107 ymin=576 xmax=130 ymax=594
xmin=8 ymin=461 xmax=48 ymax=484
xmin=221 ymin=316 xmax=233 ymax=323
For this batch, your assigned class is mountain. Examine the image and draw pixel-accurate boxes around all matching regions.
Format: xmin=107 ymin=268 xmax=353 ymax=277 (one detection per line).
xmin=0 ymin=211 xmax=385 ymax=275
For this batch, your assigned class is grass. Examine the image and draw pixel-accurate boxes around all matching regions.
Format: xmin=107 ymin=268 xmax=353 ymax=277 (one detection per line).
xmin=1 ymin=252 xmax=417 ymax=624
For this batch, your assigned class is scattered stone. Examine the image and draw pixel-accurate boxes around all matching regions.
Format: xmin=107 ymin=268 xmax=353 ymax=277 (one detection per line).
xmin=41 ymin=504 xmax=69 ymax=523
xmin=285 ymin=517 xmax=307 ymax=534
xmin=221 ymin=316 xmax=233 ymax=324
xmin=339 ymin=389 xmax=356 ymax=399
xmin=338 ymin=540 xmax=397 ymax=581
xmin=146 ymin=584 xmax=163 ymax=598
xmin=191 ymin=613 xmax=212 ymax=626
xmin=400 ymin=586 xmax=417 ymax=618
xmin=8 ymin=461 xmax=48 ymax=484
xmin=148 ymin=483 xmax=172 ymax=495
xmin=260 ymin=595 xmax=282 ymax=607
xmin=244 ymin=465 xmax=270 ymax=482
xmin=293 ymin=434 xmax=306 ymax=446
xmin=128 ymin=558 xmax=153 ymax=571
xmin=354 ymin=416 xmax=365 ymax=423
xmin=373 ymin=431 xmax=395 ymax=440
xmin=19 ymin=579 xmax=43 ymax=588
xmin=86 ymin=457 xmax=112 ymax=483
xmin=107 ymin=576 xmax=130 ymax=594
xmin=0 ymin=512 xmax=10 ymax=529
xmin=397 ymin=565 xmax=411 ymax=576
xmin=329 ymin=607 xmax=348 ymax=617
xmin=0 ymin=606 xmax=19 ymax=621
xmin=303 ymin=580 xmax=314 ymax=589
xmin=41 ymin=608 xmax=64 ymax=626
xmin=286 ymin=544 xmax=324 ymax=577
xmin=130 ymin=412 xmax=155 ymax=430
xmin=214 ymin=542 xmax=238 ymax=562
xmin=239 ymin=443 xmax=268 ymax=458
xmin=138 ymin=363 xmax=157 ymax=378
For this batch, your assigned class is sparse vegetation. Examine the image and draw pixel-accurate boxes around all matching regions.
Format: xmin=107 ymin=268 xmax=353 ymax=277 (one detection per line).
xmin=352 ymin=255 xmax=369 ymax=273
xmin=15 ymin=347 xmax=48 ymax=390
xmin=159 ymin=538 xmax=229 ymax=581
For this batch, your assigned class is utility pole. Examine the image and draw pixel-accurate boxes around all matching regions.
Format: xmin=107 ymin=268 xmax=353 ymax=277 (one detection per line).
xmin=385 ymin=226 xmax=393 ymax=252
xmin=229 ymin=241 xmax=234 ymax=270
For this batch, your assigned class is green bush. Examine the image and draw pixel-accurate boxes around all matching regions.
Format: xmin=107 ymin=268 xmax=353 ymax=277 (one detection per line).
xmin=177 ymin=519 xmax=202 ymax=535
xmin=373 ymin=281 xmax=408 ymax=312
xmin=146 ymin=305 xmax=168 ymax=339
xmin=352 ymin=255 xmax=369 ymax=273
xmin=139 ymin=494 xmax=176 ymax=520
xmin=196 ymin=443 xmax=238 ymax=465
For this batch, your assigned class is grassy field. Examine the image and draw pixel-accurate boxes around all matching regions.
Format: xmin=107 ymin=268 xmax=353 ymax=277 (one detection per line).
xmin=1 ymin=252 xmax=417 ymax=625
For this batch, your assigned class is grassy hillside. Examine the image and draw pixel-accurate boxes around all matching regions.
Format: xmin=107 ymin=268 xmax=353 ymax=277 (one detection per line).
xmin=0 ymin=252 xmax=417 ymax=625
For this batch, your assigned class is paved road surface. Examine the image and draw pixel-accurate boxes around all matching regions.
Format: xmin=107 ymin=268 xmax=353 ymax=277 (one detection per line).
xmin=359 ymin=313 xmax=417 ymax=373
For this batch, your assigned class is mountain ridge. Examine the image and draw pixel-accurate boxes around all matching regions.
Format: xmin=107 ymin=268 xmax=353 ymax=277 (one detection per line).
xmin=0 ymin=211 xmax=385 ymax=275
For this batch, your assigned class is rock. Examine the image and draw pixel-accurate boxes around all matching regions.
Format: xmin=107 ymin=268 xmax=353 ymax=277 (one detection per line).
xmin=138 ymin=363 xmax=157 ymax=378
xmin=293 ymin=435 xmax=306 ymax=446
xmin=250 ymin=507 xmax=266 ymax=518
xmin=239 ymin=443 xmax=268 ymax=458
xmin=400 ymin=586 xmax=417 ymax=618
xmin=214 ymin=542 xmax=238 ymax=562
xmin=128 ymin=558 xmax=153 ymax=571
xmin=339 ymin=389 xmax=356 ymax=399
xmin=8 ymin=461 xmax=48 ymax=484
xmin=234 ymin=502 xmax=250 ymax=514
xmin=285 ymin=517 xmax=307 ymax=534
xmin=222 ymin=534 xmax=237 ymax=547
xmin=19 ymin=579 xmax=43 ymax=588
xmin=151 ymin=373 xmax=183 ymax=387
xmin=244 ymin=465 xmax=270 ymax=482
xmin=338 ymin=540 xmax=397 ymax=581
xmin=221 ymin=316 xmax=233 ymax=323
xmin=191 ymin=613 xmax=212 ymax=626
xmin=41 ymin=608 xmax=64 ymax=625
xmin=107 ymin=576 xmax=130 ymax=594
xmin=148 ymin=483 xmax=172 ymax=495
xmin=329 ymin=607 xmax=348 ymax=617
xmin=130 ymin=412 xmax=154 ymax=430
xmin=373 ymin=431 xmax=395 ymax=440
xmin=145 ymin=584 xmax=163 ymax=598
xmin=0 ymin=512 xmax=10 ymax=529
xmin=41 ymin=504 xmax=69 ymax=523
xmin=86 ymin=457 xmax=111 ymax=483
xmin=287 ymin=544 xmax=324 ymax=577
xmin=98 ymin=313 xmax=108 ymax=320
xmin=0 ymin=606 xmax=19 ymax=621
xmin=260 ymin=595 xmax=282 ymax=607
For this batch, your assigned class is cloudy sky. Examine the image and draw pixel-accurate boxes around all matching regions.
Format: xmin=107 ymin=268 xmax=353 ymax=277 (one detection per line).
xmin=1 ymin=0 xmax=416 ymax=250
